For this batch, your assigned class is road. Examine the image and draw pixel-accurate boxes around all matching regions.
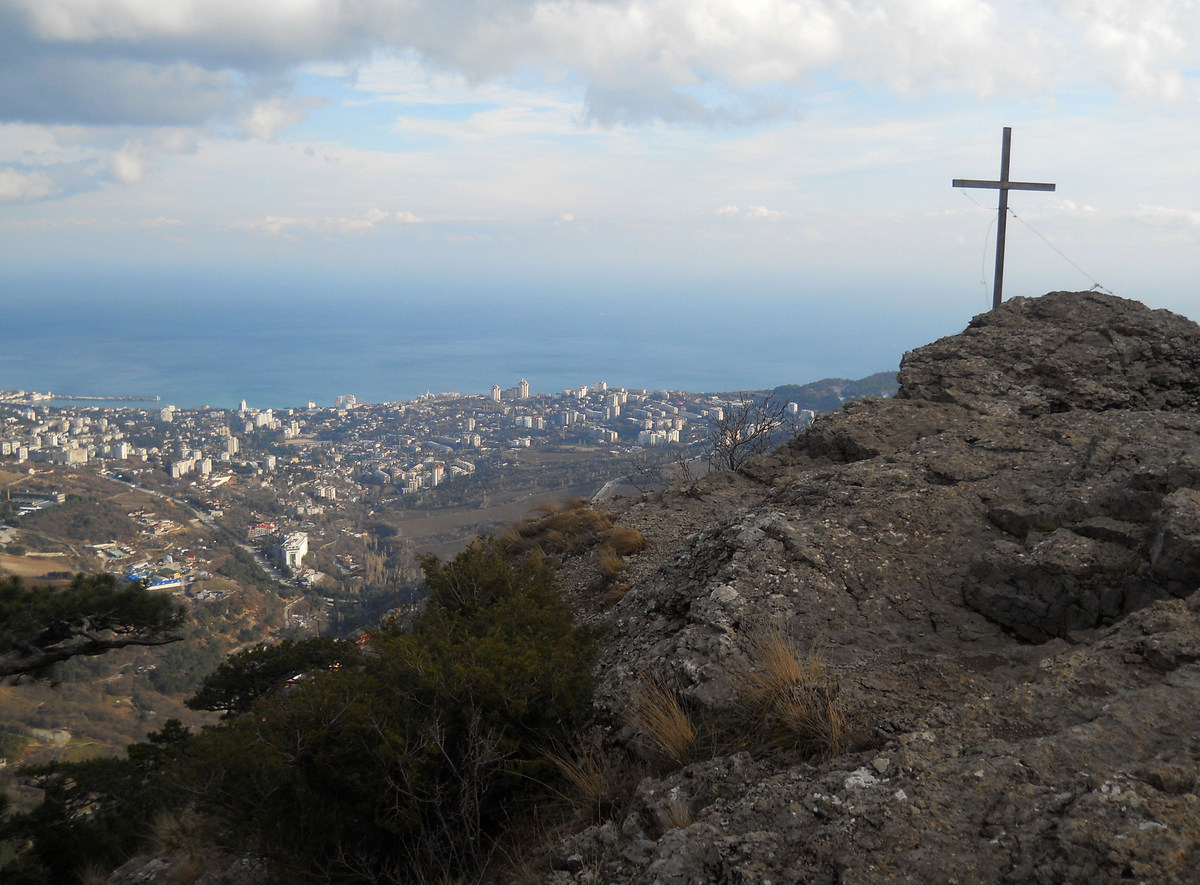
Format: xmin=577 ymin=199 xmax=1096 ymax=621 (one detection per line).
xmin=105 ymin=473 xmax=294 ymax=589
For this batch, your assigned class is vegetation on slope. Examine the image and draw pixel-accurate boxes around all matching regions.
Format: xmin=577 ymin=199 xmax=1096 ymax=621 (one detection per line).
xmin=1 ymin=538 xmax=600 ymax=884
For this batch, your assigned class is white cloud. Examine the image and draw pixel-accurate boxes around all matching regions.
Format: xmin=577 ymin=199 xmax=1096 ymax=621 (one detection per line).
xmin=109 ymin=140 xmax=147 ymax=184
xmin=240 ymin=97 xmax=324 ymax=141
xmin=745 ymin=204 xmax=787 ymax=220
xmin=715 ymin=204 xmax=788 ymax=220
xmin=230 ymin=208 xmax=423 ymax=236
xmin=4 ymin=0 xmax=1199 ymax=132
xmin=138 ymin=216 xmax=184 ymax=228
xmin=1133 ymin=205 xmax=1200 ymax=229
xmin=0 ymin=166 xmax=56 ymax=202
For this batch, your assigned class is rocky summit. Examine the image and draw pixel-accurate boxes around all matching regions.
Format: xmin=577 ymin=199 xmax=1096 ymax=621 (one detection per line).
xmin=550 ymin=291 xmax=1200 ymax=885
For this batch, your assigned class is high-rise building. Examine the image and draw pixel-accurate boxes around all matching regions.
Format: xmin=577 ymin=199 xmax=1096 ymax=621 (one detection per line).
xmin=491 ymin=385 xmax=502 ymax=403
xmin=278 ymin=532 xmax=308 ymax=569
xmin=519 ymin=378 xmax=530 ymax=400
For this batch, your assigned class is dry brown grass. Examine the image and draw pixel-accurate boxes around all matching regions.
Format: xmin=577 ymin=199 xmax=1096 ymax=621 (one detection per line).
xmin=597 ymin=544 xmax=626 ymax=580
xmin=777 ymin=685 xmax=852 ymax=757
xmin=546 ymin=741 xmax=624 ymax=825
xmin=627 ymin=674 xmax=696 ymax=768
xmin=606 ymin=525 xmax=647 ymax=556
xmin=502 ymin=498 xmax=614 ymax=558
xmin=738 ymin=631 xmax=828 ymax=716
xmin=736 ymin=629 xmax=850 ymax=758
xmin=79 ymin=865 xmax=111 ymax=885
xmin=662 ymin=796 xmax=694 ymax=830
xmin=146 ymin=809 xmax=208 ymax=860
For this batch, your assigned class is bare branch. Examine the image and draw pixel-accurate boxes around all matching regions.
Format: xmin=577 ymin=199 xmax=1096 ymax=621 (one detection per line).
xmin=0 ymin=633 xmax=184 ymax=680
xmin=706 ymin=392 xmax=791 ymax=473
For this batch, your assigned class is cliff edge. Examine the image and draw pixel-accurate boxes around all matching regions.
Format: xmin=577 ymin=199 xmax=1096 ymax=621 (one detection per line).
xmin=551 ymin=292 xmax=1200 ymax=885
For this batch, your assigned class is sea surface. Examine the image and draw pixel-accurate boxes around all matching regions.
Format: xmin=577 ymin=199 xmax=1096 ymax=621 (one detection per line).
xmin=2 ymin=280 xmax=930 ymax=410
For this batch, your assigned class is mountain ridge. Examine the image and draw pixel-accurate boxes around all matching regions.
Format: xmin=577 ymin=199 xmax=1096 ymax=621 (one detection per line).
xmin=546 ymin=290 xmax=1200 ymax=884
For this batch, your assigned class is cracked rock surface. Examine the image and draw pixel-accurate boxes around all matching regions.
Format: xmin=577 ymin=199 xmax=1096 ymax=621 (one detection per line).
xmin=551 ymin=292 xmax=1200 ymax=885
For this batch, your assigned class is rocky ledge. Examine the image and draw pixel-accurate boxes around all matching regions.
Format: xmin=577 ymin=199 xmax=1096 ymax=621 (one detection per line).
xmin=551 ymin=292 xmax=1200 ymax=885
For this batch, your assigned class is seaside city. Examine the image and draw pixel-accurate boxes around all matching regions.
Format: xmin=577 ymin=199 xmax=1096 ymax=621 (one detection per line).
xmin=1 ymin=382 xmax=814 ymax=603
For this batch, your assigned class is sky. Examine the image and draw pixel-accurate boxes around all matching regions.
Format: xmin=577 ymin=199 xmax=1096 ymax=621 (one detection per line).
xmin=2 ymin=0 xmax=1199 ymax=372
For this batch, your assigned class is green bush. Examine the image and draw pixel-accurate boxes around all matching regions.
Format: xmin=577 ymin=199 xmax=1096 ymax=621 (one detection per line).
xmin=186 ymin=537 xmax=599 ymax=882
xmin=2 ymin=540 xmax=599 ymax=884
xmin=0 ymin=721 xmax=192 ymax=883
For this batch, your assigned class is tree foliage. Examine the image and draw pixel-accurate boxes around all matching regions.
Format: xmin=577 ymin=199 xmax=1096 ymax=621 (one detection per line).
xmin=182 ymin=538 xmax=599 ymax=881
xmin=0 ymin=720 xmax=192 ymax=884
xmin=0 ymin=574 xmax=185 ymax=681
xmin=3 ymin=540 xmax=599 ymax=883
xmin=186 ymin=636 xmax=352 ymax=718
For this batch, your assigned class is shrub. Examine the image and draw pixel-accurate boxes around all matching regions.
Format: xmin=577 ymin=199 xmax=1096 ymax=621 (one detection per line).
xmin=182 ymin=538 xmax=600 ymax=884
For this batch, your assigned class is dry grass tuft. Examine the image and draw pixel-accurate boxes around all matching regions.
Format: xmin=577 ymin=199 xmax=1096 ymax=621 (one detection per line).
xmin=627 ymin=674 xmax=696 ymax=768
xmin=739 ymin=631 xmax=827 ymax=717
xmin=737 ymin=629 xmax=850 ymax=758
xmin=597 ymin=543 xmax=626 ymax=580
xmin=606 ymin=525 xmax=647 ymax=556
xmin=777 ymin=684 xmax=852 ymax=757
xmin=502 ymin=498 xmax=614 ymax=558
xmin=598 ymin=582 xmax=632 ymax=606
xmin=546 ymin=741 xmax=623 ymax=825
xmin=79 ymin=865 xmax=111 ymax=885
xmin=662 ymin=796 xmax=694 ymax=831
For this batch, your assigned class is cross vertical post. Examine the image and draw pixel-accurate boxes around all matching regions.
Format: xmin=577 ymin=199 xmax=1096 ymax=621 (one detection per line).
xmin=953 ymin=126 xmax=1056 ymax=309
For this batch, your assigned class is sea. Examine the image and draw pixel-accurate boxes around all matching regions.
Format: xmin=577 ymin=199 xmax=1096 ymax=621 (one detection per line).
xmin=2 ymin=273 xmax=942 ymax=411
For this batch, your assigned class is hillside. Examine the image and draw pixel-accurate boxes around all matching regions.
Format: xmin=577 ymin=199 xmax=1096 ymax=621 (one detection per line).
xmin=773 ymin=370 xmax=898 ymax=413
xmin=545 ymin=291 xmax=1200 ymax=884
xmin=74 ymin=290 xmax=1200 ymax=884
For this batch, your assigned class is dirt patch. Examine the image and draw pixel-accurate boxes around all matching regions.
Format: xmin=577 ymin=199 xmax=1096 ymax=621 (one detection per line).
xmin=0 ymin=552 xmax=82 ymax=580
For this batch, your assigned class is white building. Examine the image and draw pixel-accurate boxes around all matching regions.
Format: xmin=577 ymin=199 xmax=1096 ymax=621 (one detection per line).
xmin=278 ymin=532 xmax=309 ymax=570
xmin=518 ymin=378 xmax=530 ymax=400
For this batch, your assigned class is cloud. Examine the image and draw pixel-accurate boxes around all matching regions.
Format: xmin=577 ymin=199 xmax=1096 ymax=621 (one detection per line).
xmin=240 ymin=97 xmax=325 ymax=141
xmin=138 ymin=216 xmax=185 ymax=228
xmin=109 ymin=141 xmax=147 ymax=184
xmin=745 ymin=204 xmax=787 ymax=220
xmin=0 ymin=166 xmax=56 ymax=202
xmin=2 ymin=0 xmax=1198 ymax=134
xmin=714 ymin=204 xmax=788 ymax=221
xmin=0 ymin=56 xmax=235 ymax=126
xmin=1133 ymin=205 xmax=1200 ymax=229
xmin=0 ymin=214 xmax=183 ymax=229
xmin=230 ymin=208 xmax=423 ymax=236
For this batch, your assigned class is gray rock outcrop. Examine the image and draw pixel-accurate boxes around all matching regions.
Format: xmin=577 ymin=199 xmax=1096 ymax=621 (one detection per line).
xmin=551 ymin=292 xmax=1200 ymax=885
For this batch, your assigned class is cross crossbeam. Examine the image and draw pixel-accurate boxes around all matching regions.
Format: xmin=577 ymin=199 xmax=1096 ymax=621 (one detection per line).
xmin=953 ymin=127 xmax=1056 ymax=308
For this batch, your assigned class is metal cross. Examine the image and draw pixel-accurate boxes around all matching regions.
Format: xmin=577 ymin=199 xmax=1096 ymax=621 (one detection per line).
xmin=953 ymin=126 xmax=1056 ymax=309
